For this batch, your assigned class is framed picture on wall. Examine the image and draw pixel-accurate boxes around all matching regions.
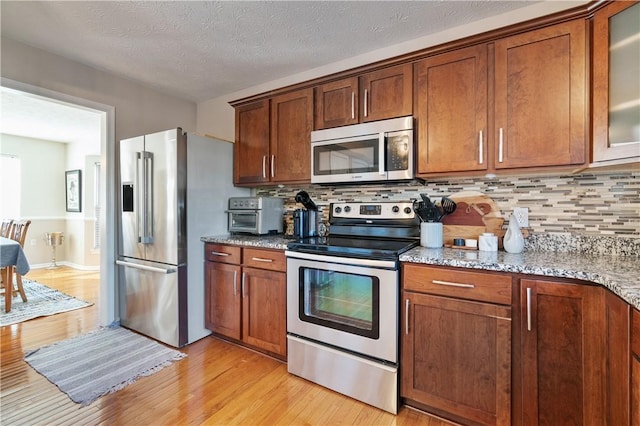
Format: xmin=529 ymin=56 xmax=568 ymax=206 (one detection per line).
xmin=65 ymin=169 xmax=82 ymax=212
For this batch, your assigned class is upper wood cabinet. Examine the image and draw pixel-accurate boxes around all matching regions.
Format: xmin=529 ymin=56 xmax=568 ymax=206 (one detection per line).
xmin=314 ymin=63 xmax=413 ymax=129
xmin=414 ymin=44 xmax=489 ymax=174
xmin=234 ymin=88 xmax=313 ymax=186
xmin=415 ymin=19 xmax=587 ymax=177
xmin=494 ymin=19 xmax=587 ymax=170
xmin=270 ymin=88 xmax=313 ymax=183
xmin=592 ymin=1 xmax=640 ymax=164
xmin=234 ymin=99 xmax=270 ymax=185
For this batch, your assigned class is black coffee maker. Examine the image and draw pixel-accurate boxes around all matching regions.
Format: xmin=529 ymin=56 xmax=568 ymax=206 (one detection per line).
xmin=293 ymin=191 xmax=318 ymax=238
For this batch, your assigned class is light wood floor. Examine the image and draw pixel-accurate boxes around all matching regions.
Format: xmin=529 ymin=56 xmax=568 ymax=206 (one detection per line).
xmin=1 ymin=267 xmax=454 ymax=425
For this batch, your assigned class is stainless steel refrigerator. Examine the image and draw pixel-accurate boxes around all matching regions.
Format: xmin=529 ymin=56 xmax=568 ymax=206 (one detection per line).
xmin=117 ymin=128 xmax=249 ymax=347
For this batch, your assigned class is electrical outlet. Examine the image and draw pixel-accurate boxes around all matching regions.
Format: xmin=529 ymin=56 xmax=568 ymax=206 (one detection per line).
xmin=512 ymin=207 xmax=529 ymax=227
xmin=30 ymin=238 xmax=37 ymax=246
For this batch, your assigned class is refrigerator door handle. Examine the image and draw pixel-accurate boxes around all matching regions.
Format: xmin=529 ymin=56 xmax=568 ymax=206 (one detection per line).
xmin=136 ymin=151 xmax=144 ymax=243
xmin=116 ymin=260 xmax=176 ymax=274
xmin=140 ymin=150 xmax=154 ymax=244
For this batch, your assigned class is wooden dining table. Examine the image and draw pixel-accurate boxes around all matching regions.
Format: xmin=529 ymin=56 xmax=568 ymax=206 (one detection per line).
xmin=1 ymin=236 xmax=31 ymax=313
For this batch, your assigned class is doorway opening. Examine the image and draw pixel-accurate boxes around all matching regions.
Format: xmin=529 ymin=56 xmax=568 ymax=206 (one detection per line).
xmin=1 ymin=78 xmax=116 ymax=326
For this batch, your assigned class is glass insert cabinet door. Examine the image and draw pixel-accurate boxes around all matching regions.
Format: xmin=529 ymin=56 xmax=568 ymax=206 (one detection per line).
xmin=298 ymin=266 xmax=380 ymax=339
xmin=593 ymin=1 xmax=640 ymax=163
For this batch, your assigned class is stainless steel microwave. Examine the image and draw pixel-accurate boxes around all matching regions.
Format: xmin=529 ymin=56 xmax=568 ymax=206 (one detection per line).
xmin=311 ymin=116 xmax=414 ymax=184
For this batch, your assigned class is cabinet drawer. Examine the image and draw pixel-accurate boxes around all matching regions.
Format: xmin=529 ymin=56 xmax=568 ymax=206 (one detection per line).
xmin=243 ymin=248 xmax=286 ymax=272
xmin=205 ymin=244 xmax=241 ymax=264
xmin=403 ymin=264 xmax=511 ymax=305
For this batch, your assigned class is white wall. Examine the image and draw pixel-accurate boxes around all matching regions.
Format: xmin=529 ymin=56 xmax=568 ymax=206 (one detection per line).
xmin=1 ymin=37 xmax=199 ymax=326
xmin=196 ymin=0 xmax=590 ymax=139
xmin=0 ymin=134 xmax=67 ymax=265
xmin=1 ymin=38 xmax=198 ymax=141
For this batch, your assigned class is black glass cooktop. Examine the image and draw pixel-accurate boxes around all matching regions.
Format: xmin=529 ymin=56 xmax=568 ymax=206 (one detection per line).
xmin=287 ymin=235 xmax=418 ymax=261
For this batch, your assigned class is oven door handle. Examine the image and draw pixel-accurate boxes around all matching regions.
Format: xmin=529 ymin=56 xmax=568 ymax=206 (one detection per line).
xmin=285 ymin=250 xmax=397 ymax=269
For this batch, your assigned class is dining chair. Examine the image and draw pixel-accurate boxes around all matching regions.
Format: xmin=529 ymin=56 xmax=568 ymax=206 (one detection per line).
xmin=0 ymin=219 xmax=13 ymax=238
xmin=5 ymin=220 xmax=32 ymax=303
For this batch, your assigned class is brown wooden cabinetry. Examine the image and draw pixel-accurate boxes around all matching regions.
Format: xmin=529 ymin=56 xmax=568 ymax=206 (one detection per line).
xmin=234 ymin=99 xmax=270 ymax=185
xmin=604 ymin=290 xmax=630 ymax=425
xmin=401 ymin=264 xmax=512 ymax=425
xmin=415 ymin=19 xmax=587 ymax=177
xmin=592 ymin=1 xmax=640 ymax=165
xmin=234 ymin=88 xmax=313 ymax=186
xmin=204 ymin=243 xmax=287 ymax=359
xmin=518 ymin=278 xmax=604 ymax=425
xmin=314 ymin=63 xmax=412 ymax=129
xmin=632 ymin=308 xmax=640 ymax=425
xmin=270 ymin=88 xmax=313 ymax=183
xmin=414 ymin=44 xmax=489 ymax=175
xmin=494 ymin=19 xmax=587 ymax=170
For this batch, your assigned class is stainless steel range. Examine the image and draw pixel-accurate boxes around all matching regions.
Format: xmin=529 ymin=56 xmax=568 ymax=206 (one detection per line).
xmin=285 ymin=201 xmax=419 ymax=414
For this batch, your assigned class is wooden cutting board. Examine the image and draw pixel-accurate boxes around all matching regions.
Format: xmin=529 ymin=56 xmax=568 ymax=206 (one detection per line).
xmin=441 ymin=191 xmax=505 ymax=247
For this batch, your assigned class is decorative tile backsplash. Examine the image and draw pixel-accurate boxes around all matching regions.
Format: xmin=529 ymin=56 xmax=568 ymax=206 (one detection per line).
xmin=256 ymin=169 xmax=640 ymax=243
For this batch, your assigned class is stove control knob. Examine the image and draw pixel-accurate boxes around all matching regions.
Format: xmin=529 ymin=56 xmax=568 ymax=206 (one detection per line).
xmin=392 ymin=205 xmax=400 ymax=213
xmin=335 ymin=207 xmax=342 ymax=214
xmin=344 ymin=206 xmax=351 ymax=213
xmin=404 ymin=207 xmax=412 ymax=214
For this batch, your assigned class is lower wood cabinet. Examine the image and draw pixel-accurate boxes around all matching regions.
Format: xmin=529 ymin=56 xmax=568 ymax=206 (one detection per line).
xmin=632 ymin=309 xmax=640 ymax=425
xmin=604 ymin=290 xmax=630 ymax=426
xmin=241 ymin=266 xmax=287 ymax=356
xmin=204 ymin=244 xmax=287 ymax=359
xmin=518 ymin=278 xmax=604 ymax=425
xmin=401 ymin=264 xmax=512 ymax=425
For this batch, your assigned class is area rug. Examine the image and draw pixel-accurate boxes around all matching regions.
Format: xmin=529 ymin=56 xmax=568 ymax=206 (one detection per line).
xmin=24 ymin=326 xmax=187 ymax=405
xmin=1 ymin=279 xmax=92 ymax=326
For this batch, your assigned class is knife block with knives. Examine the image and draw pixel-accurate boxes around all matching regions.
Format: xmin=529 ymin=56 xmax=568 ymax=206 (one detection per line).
xmin=441 ymin=191 xmax=527 ymax=249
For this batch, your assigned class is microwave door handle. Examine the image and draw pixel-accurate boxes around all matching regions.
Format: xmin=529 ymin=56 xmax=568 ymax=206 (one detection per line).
xmin=378 ymin=133 xmax=386 ymax=175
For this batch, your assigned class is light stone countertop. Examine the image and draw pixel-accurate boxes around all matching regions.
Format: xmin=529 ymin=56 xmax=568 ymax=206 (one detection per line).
xmin=200 ymin=234 xmax=639 ymax=310
xmin=401 ymin=247 xmax=639 ymax=310
xmin=201 ymin=234 xmax=293 ymax=250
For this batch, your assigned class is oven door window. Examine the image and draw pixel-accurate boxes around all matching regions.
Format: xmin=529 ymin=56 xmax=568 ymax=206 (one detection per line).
xmin=313 ymin=137 xmax=379 ymax=176
xmin=229 ymin=212 xmax=258 ymax=230
xmin=298 ymin=266 xmax=379 ymax=339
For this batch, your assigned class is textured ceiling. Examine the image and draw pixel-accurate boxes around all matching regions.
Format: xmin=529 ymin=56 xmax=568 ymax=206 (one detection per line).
xmin=1 ymin=87 xmax=102 ymax=149
xmin=1 ymin=0 xmax=542 ymax=102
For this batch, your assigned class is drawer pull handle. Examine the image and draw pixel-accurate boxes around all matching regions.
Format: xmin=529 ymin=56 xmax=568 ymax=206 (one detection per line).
xmin=233 ymin=271 xmax=237 ymax=296
xmin=210 ymin=251 xmax=230 ymax=257
xmin=432 ymin=279 xmax=475 ymax=289
xmin=251 ymin=257 xmax=274 ymax=263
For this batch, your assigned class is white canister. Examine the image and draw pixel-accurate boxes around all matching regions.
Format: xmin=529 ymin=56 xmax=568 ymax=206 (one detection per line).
xmin=479 ymin=233 xmax=498 ymax=252
xmin=420 ymin=222 xmax=443 ymax=248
